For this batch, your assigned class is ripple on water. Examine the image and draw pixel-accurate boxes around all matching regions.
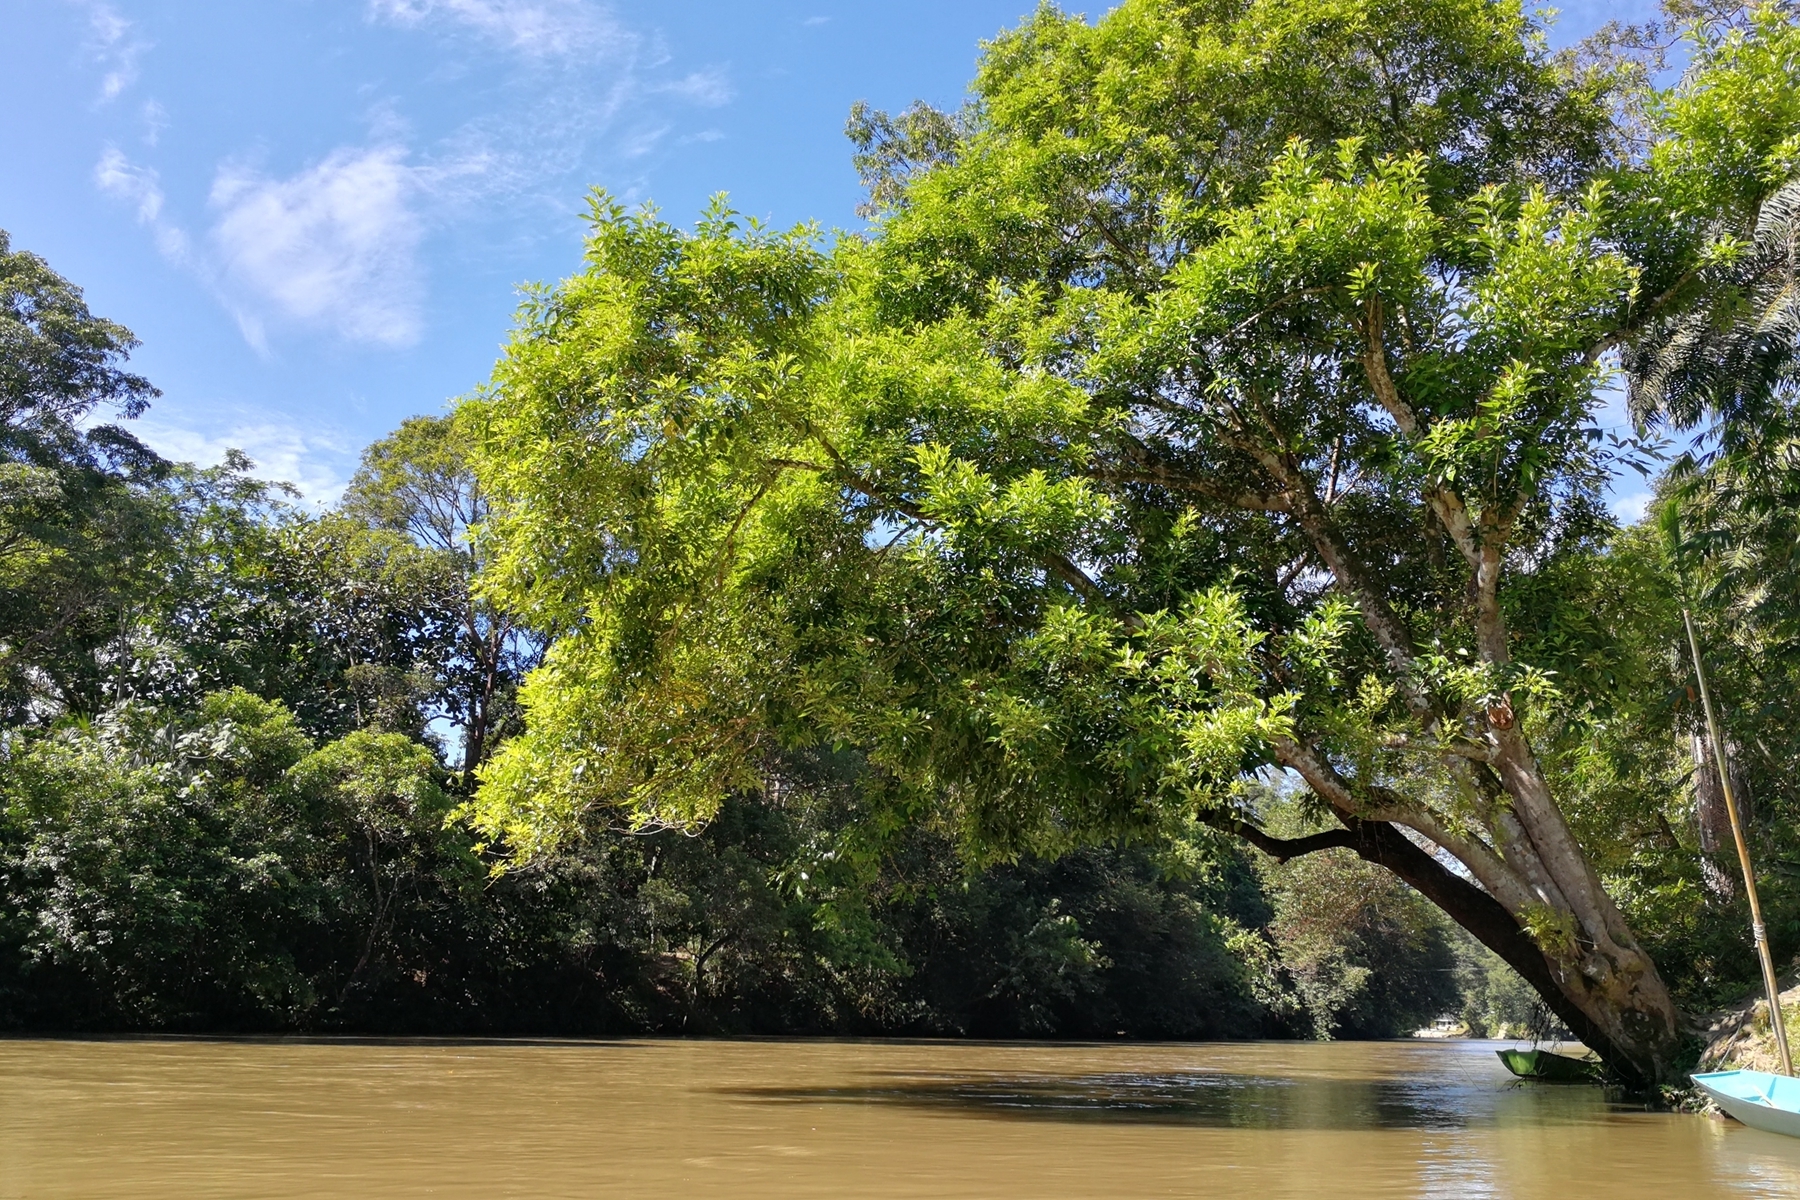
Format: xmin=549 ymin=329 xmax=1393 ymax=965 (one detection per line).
xmin=2 ymin=1037 xmax=1798 ymax=1200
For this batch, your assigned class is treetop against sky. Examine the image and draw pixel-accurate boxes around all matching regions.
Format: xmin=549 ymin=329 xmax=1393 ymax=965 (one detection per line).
xmin=3 ymin=0 xmax=1656 ymax=503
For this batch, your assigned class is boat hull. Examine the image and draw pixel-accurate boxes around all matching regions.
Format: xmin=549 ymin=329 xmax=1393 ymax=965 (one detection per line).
xmin=1692 ymin=1070 xmax=1800 ymax=1139
xmin=1496 ymin=1048 xmax=1598 ymax=1083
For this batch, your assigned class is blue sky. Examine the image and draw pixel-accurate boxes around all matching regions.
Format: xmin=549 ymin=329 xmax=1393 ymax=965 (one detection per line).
xmin=3 ymin=0 xmax=1662 ymax=503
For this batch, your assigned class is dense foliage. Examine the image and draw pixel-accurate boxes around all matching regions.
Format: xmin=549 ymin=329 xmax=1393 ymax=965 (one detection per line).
xmin=0 ymin=229 xmax=1462 ymax=1038
xmin=3 ymin=2 xmax=1800 ymax=1074
xmin=456 ymin=0 xmax=1800 ymax=1085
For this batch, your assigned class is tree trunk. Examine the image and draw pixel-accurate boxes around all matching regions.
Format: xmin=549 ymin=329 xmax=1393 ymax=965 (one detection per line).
xmin=1693 ymin=732 xmax=1744 ymax=902
xmin=1355 ymin=822 xmax=1681 ymax=1088
xmin=1240 ymin=813 xmax=1684 ymax=1088
xmin=1064 ymin=314 xmax=1695 ymax=1084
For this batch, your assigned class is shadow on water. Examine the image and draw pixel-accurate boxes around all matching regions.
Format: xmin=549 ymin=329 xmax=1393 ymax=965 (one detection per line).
xmin=0 ymin=1032 xmax=655 ymax=1050
xmin=724 ymin=1067 xmax=1598 ymax=1131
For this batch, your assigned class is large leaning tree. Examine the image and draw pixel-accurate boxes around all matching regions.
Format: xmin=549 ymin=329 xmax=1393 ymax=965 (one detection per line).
xmin=462 ymin=0 xmax=1800 ymax=1086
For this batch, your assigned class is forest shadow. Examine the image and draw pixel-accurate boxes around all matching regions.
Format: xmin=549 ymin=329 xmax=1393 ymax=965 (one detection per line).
xmin=721 ymin=1069 xmax=1569 ymax=1131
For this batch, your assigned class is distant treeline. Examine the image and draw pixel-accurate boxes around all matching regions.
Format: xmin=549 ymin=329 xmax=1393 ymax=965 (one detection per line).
xmin=1 ymin=688 xmax=1507 ymax=1038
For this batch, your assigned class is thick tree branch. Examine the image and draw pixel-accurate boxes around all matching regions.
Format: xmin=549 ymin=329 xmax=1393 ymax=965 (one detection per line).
xmin=1247 ymin=443 xmax=1434 ymax=717
xmin=1487 ymin=724 xmax=1645 ymax=954
xmin=1361 ymin=297 xmax=1486 ymax=569
xmin=1473 ymin=540 xmax=1510 ymax=664
xmin=1277 ymin=738 xmax=1540 ymax=919
xmin=1201 ymin=814 xmax=1356 ymax=862
xmin=1430 ymin=490 xmax=1484 ymax=569
xmin=1043 ymin=553 xmax=1124 ymax=617
xmin=1208 ymin=798 xmax=1651 ymax=1086
xmin=1361 ymin=297 xmax=1418 ymax=435
xmin=1330 ymin=815 xmax=1650 ymax=1088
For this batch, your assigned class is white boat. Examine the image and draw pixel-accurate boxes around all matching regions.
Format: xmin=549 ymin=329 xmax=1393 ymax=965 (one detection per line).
xmin=1692 ymin=1069 xmax=1800 ymax=1138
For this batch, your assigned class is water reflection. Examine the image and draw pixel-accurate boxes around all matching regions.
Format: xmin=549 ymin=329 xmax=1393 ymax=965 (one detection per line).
xmin=3 ymin=1037 xmax=1799 ymax=1200
xmin=734 ymin=1068 xmax=1510 ymax=1130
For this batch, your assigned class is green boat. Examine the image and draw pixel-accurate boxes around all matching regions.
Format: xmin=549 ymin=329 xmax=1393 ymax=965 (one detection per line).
xmin=1496 ymin=1047 xmax=1600 ymax=1083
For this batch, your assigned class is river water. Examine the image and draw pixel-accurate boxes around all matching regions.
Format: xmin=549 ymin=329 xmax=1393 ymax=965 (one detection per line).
xmin=3 ymin=1037 xmax=1797 ymax=1199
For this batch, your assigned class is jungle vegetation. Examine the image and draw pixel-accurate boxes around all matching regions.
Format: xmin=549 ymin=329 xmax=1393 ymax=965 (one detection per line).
xmin=4 ymin=1 xmax=1800 ymax=1081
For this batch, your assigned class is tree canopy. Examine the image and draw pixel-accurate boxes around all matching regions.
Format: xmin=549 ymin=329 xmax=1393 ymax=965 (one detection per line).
xmin=460 ymin=0 xmax=1800 ymax=1085
xmin=10 ymin=226 xmax=1456 ymax=1043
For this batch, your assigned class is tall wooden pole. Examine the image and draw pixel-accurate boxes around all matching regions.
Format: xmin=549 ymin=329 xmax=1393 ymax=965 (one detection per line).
xmin=1683 ymin=606 xmax=1793 ymax=1077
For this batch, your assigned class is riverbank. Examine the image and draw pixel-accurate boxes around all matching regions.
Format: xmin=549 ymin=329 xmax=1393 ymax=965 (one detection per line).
xmin=1698 ymin=968 xmax=1800 ymax=1073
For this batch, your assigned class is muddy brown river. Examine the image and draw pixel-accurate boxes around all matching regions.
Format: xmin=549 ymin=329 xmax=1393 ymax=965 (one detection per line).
xmin=2 ymin=1037 xmax=1796 ymax=1198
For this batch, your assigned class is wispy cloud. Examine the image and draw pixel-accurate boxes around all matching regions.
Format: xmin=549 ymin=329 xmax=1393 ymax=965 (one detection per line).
xmin=91 ymin=0 xmax=729 ymax=357
xmin=94 ymin=146 xmax=190 ymax=259
xmin=69 ymin=1 xmax=149 ymax=103
xmin=655 ymin=67 xmax=732 ymax=107
xmin=97 ymin=140 xmax=462 ymax=350
xmin=371 ymin=0 xmax=730 ymax=161
xmin=208 ymin=146 xmax=427 ymax=350
xmin=94 ymin=146 xmax=162 ymax=222
xmin=369 ymin=0 xmax=629 ymax=59
xmin=614 ymin=124 xmax=671 ymax=160
xmin=136 ymin=416 xmax=356 ymax=506
xmin=140 ymin=99 xmax=168 ymax=146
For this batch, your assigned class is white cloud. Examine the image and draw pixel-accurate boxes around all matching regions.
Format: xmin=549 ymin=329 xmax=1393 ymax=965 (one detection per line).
xmin=1612 ymin=490 xmax=1654 ymax=525
xmin=615 ymin=124 xmax=670 ymax=160
xmin=97 ymin=142 xmax=451 ymax=351
xmin=140 ymin=99 xmax=168 ymax=147
xmin=369 ymin=0 xmax=629 ymax=59
xmin=93 ymin=0 xmax=730 ymax=359
xmin=94 ymin=146 xmax=190 ymax=260
xmin=69 ymin=1 xmax=149 ymax=103
xmin=370 ymin=0 xmax=730 ymax=171
xmin=656 ymin=68 xmax=732 ymax=108
xmin=208 ymin=146 xmax=426 ymax=349
xmin=95 ymin=145 xmax=161 ymax=222
xmin=136 ymin=417 xmax=355 ymax=506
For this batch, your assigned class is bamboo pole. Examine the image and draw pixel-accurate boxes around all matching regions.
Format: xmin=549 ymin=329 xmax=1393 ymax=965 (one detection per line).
xmin=1683 ymin=606 xmax=1793 ymax=1077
